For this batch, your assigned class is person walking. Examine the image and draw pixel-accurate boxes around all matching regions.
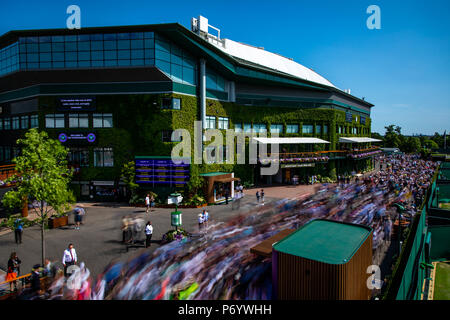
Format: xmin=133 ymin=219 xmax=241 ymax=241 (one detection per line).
xmin=261 ymin=189 xmax=265 ymax=205
xmin=256 ymin=190 xmax=260 ymax=203
xmin=225 ymin=190 xmax=229 ymax=205
xmin=203 ymin=209 xmax=209 ymax=227
xmin=73 ymin=206 xmax=85 ymax=230
xmin=198 ymin=213 xmax=204 ymax=231
xmin=150 ymin=195 xmax=155 ymax=212
xmin=13 ymin=218 xmax=23 ymax=244
xmin=62 ymin=243 xmax=77 ymax=277
xmin=122 ymin=215 xmax=131 ymax=244
xmin=6 ymin=252 xmax=21 ymax=292
xmin=145 ymin=221 xmax=153 ymax=248
xmin=145 ymin=194 xmax=150 ymax=213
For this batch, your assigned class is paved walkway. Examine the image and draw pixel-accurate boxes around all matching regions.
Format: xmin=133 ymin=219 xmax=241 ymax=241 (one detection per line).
xmin=0 ymin=191 xmax=286 ymax=280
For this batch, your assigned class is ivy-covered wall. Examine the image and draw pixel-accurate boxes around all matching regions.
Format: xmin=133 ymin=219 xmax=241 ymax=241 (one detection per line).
xmin=37 ymin=92 xmax=372 ymax=196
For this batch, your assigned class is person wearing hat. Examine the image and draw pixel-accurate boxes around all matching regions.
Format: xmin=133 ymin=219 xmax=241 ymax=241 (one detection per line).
xmin=62 ymin=243 xmax=77 ymax=277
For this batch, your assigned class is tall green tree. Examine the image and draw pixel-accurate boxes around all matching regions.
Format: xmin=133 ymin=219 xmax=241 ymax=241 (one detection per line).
xmin=384 ymin=125 xmax=401 ymax=148
xmin=2 ymin=129 xmax=74 ymax=265
xmin=120 ymin=161 xmax=139 ymax=199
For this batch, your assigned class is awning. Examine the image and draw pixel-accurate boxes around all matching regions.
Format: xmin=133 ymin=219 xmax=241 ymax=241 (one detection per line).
xmin=215 ymin=177 xmax=240 ymax=183
xmin=252 ymin=137 xmax=330 ymax=144
xmin=338 ymin=137 xmax=382 ymax=143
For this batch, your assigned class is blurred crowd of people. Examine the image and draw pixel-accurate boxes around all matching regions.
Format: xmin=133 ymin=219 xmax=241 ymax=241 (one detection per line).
xmin=11 ymin=154 xmax=438 ymax=300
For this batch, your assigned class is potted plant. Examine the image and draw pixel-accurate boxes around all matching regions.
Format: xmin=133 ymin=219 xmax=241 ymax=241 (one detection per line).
xmin=48 ymin=212 xmax=69 ymax=229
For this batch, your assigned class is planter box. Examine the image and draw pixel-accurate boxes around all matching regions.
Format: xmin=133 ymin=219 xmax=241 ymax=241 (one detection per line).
xmin=48 ymin=216 xmax=68 ymax=229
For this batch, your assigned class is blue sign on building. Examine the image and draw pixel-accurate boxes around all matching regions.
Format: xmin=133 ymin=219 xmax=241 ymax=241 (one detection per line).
xmin=345 ymin=111 xmax=353 ymax=123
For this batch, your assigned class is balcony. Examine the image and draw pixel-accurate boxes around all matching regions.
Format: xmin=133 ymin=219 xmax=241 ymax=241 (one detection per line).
xmin=258 ymin=147 xmax=381 ymax=165
xmin=345 ymin=147 xmax=382 ymax=159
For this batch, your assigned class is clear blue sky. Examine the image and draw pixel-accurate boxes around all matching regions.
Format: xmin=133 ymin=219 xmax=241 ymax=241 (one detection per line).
xmin=1 ymin=0 xmax=449 ymax=135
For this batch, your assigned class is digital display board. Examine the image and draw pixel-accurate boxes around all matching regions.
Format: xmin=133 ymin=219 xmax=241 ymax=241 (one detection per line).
xmin=58 ymin=97 xmax=96 ymax=111
xmin=135 ymin=157 xmax=190 ymax=188
xmin=345 ymin=111 xmax=353 ymax=123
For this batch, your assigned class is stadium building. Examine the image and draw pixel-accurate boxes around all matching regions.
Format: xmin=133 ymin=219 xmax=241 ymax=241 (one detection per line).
xmin=0 ymin=16 xmax=380 ymax=201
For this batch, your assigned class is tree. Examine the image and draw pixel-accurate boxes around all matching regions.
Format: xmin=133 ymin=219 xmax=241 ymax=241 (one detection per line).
xmin=424 ymin=139 xmax=439 ymax=150
xmin=120 ymin=161 xmax=139 ymax=200
xmin=384 ymin=125 xmax=401 ymax=148
xmin=2 ymin=129 xmax=74 ymax=265
xmin=401 ymin=137 xmax=421 ymax=154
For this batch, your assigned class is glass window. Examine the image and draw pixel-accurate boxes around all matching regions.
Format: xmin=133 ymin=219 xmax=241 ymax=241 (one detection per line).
xmin=118 ymin=50 xmax=130 ymax=60
xmin=302 ymin=124 xmax=313 ymax=134
xmin=78 ymin=41 xmax=90 ymax=51
xmin=205 ymin=116 xmax=216 ymax=129
xmin=12 ymin=117 xmax=20 ymax=129
xmin=94 ymin=148 xmax=113 ymax=167
xmin=0 ymin=118 xmax=3 ymax=130
xmin=218 ymin=117 xmax=229 ymax=130
xmin=21 ymin=116 xmax=29 ymax=129
xmin=117 ymin=40 xmax=130 ymax=50
xmin=286 ymin=124 xmax=299 ymax=133
xmin=244 ymin=123 xmax=252 ymax=133
xmin=69 ymin=113 xmax=89 ymax=128
xmin=30 ymin=115 xmax=38 ymax=128
xmin=172 ymin=98 xmax=181 ymax=110
xmin=104 ymin=40 xmax=117 ymax=50
xmin=52 ymin=42 xmax=64 ymax=52
xmin=253 ymin=123 xmax=267 ymax=133
xmin=131 ymin=49 xmax=144 ymax=59
xmin=68 ymin=148 xmax=89 ymax=167
xmin=323 ymin=125 xmax=328 ymax=134
xmin=316 ymin=125 xmax=322 ymax=134
xmin=161 ymin=98 xmax=180 ymax=110
xmin=93 ymin=113 xmax=113 ymax=128
xmin=234 ymin=123 xmax=242 ymax=132
xmin=65 ymin=42 xmax=77 ymax=51
xmin=270 ymin=124 xmax=283 ymax=134
xmin=4 ymin=118 xmax=10 ymax=130
xmin=91 ymin=41 xmax=103 ymax=51
xmin=45 ymin=114 xmax=65 ymax=128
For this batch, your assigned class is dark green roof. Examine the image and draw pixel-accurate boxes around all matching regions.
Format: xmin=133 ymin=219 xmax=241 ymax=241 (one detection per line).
xmin=273 ymin=219 xmax=372 ymax=264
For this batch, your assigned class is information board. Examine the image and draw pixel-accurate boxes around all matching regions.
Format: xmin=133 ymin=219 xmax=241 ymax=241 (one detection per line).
xmin=135 ymin=158 xmax=190 ymax=188
xmin=345 ymin=111 xmax=353 ymax=123
xmin=360 ymin=116 xmax=366 ymax=125
xmin=58 ymin=97 xmax=96 ymax=111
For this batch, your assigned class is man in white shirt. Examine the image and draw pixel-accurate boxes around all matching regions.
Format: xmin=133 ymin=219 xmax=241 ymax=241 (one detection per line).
xmin=145 ymin=221 xmax=153 ymax=248
xmin=62 ymin=243 xmax=77 ymax=277
xmin=145 ymin=194 xmax=150 ymax=213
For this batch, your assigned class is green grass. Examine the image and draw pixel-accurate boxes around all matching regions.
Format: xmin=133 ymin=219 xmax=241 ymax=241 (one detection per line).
xmin=434 ymin=261 xmax=450 ymax=300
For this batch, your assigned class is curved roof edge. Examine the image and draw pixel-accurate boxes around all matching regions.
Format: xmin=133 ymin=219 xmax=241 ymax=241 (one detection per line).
xmin=212 ymin=38 xmax=336 ymax=88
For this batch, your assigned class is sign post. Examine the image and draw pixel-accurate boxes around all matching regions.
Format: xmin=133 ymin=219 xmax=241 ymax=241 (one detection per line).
xmin=168 ymin=193 xmax=183 ymax=231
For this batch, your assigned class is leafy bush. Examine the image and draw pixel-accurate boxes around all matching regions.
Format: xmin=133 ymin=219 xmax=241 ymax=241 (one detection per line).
xmin=183 ymin=194 xmax=206 ymax=206
xmin=1 ymin=214 xmax=36 ymax=230
xmin=161 ymin=227 xmax=189 ymax=243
